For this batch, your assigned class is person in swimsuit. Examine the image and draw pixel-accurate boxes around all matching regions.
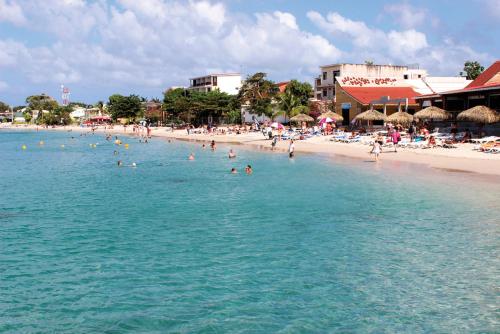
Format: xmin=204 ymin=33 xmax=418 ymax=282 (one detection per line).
xmin=188 ymin=153 xmax=195 ymax=160
xmin=231 ymin=168 xmax=238 ymax=174
xmin=228 ymin=149 xmax=236 ymax=158
xmin=288 ymin=140 xmax=295 ymax=158
xmin=371 ymin=141 xmax=381 ymax=162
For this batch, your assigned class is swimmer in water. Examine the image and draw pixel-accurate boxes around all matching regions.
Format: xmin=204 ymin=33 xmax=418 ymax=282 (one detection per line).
xmin=131 ymin=162 xmax=137 ymax=168
xmin=117 ymin=160 xmax=123 ymax=167
xmin=228 ymin=149 xmax=236 ymax=158
xmin=188 ymin=153 xmax=195 ymax=160
xmin=113 ymin=150 xmax=119 ymax=155
xmin=202 ymin=144 xmax=206 ymax=149
xmin=210 ymin=140 xmax=216 ymax=150
xmin=245 ymin=165 xmax=253 ymax=175
xmin=231 ymin=168 xmax=238 ymax=174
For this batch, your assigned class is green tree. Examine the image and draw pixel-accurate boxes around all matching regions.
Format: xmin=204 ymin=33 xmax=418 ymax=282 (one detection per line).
xmin=463 ymin=61 xmax=484 ymax=80
xmin=238 ymin=72 xmax=279 ymax=117
xmin=284 ymin=80 xmax=313 ymax=106
xmin=274 ymin=90 xmax=300 ymax=122
xmin=25 ymin=94 xmax=58 ymax=111
xmin=0 ymin=101 xmax=9 ymax=112
xmin=107 ymin=94 xmax=142 ymax=121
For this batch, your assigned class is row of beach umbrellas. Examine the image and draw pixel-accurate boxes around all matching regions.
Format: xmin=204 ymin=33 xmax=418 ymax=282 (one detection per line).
xmin=354 ymin=105 xmax=500 ymax=125
xmin=273 ymin=105 xmax=499 ymax=128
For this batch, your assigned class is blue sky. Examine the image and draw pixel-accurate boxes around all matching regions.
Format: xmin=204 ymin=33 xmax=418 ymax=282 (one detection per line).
xmin=0 ymin=0 xmax=499 ymax=106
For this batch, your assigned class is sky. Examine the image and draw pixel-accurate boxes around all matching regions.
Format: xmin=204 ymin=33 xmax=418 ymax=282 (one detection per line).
xmin=0 ymin=0 xmax=499 ymax=106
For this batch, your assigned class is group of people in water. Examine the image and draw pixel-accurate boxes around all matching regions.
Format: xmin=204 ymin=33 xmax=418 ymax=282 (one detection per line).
xmin=188 ymin=140 xmax=253 ymax=174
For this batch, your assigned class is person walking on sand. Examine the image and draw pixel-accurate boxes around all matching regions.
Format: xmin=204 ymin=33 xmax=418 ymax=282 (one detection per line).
xmin=391 ymin=127 xmax=401 ymax=152
xmin=288 ymin=139 xmax=295 ymax=158
xmin=371 ymin=141 xmax=381 ymax=162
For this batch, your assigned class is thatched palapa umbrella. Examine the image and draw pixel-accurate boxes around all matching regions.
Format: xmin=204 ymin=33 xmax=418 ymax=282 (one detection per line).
xmin=457 ymin=105 xmax=500 ymax=124
xmin=317 ymin=111 xmax=344 ymax=122
xmin=413 ymin=106 xmax=450 ymax=120
xmin=354 ymin=109 xmax=387 ymax=121
xmin=387 ymin=111 xmax=413 ymax=125
xmin=290 ymin=113 xmax=314 ymax=123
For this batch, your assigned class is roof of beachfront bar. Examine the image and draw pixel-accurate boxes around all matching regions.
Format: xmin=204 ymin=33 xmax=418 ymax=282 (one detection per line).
xmin=341 ymin=86 xmax=421 ymax=105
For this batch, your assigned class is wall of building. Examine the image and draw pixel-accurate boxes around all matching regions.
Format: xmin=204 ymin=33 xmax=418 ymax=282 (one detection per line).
xmin=216 ymin=75 xmax=241 ymax=95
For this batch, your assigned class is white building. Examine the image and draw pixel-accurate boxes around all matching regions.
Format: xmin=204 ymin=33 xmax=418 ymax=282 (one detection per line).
xmin=188 ymin=73 xmax=241 ymax=95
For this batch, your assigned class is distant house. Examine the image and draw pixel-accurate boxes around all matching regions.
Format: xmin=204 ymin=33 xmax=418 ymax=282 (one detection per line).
xmin=188 ymin=73 xmax=241 ymax=95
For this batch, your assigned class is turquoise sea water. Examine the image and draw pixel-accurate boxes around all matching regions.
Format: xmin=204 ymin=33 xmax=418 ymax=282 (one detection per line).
xmin=0 ymin=130 xmax=499 ymax=333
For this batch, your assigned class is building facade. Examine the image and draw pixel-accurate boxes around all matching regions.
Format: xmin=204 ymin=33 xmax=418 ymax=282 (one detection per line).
xmin=415 ymin=61 xmax=500 ymax=112
xmin=313 ymin=63 xmax=471 ymax=124
xmin=188 ymin=73 xmax=241 ymax=95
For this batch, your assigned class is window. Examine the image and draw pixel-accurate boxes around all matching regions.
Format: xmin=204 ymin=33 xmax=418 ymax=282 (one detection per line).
xmin=213 ymin=76 xmax=217 ymax=86
xmin=333 ymin=70 xmax=340 ymax=79
xmin=323 ymin=72 xmax=327 ymax=80
xmin=418 ymin=74 xmax=422 ymax=78
xmin=404 ymin=74 xmax=409 ymax=80
xmin=322 ymin=89 xmax=327 ymax=97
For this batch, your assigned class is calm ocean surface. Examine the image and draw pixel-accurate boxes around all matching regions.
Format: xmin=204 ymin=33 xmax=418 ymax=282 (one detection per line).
xmin=0 ymin=130 xmax=499 ymax=333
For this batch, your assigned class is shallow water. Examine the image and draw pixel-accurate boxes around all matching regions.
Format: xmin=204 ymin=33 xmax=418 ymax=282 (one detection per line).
xmin=0 ymin=130 xmax=499 ymax=333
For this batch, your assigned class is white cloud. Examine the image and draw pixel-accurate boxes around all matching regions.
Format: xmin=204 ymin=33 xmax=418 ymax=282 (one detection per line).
xmin=0 ymin=1 xmax=341 ymax=93
xmin=307 ymin=11 xmax=428 ymax=57
xmin=0 ymin=0 xmax=26 ymax=25
xmin=484 ymin=0 xmax=500 ymax=18
xmin=307 ymin=11 xmax=493 ymax=75
xmin=383 ymin=3 xmax=429 ymax=29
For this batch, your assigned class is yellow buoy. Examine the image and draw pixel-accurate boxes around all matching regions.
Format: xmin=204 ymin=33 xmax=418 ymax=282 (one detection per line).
xmin=22 ymin=145 xmax=27 ymax=150
xmin=61 ymin=144 xmax=65 ymax=148
xmin=89 ymin=144 xmax=93 ymax=147
xmin=124 ymin=143 xmax=129 ymax=149
xmin=92 ymin=144 xmax=97 ymax=148
xmin=39 ymin=141 xmax=44 ymax=145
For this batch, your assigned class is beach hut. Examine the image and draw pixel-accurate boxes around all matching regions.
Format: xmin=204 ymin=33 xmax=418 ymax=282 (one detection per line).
xmin=290 ymin=113 xmax=314 ymax=123
xmin=413 ymin=106 xmax=450 ymax=120
xmin=354 ymin=109 xmax=387 ymax=122
xmin=317 ymin=111 xmax=344 ymax=122
xmin=387 ymin=111 xmax=413 ymax=125
xmin=457 ymin=105 xmax=500 ymax=124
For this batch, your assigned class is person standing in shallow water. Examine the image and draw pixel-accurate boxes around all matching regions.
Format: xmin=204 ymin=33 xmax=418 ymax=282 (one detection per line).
xmin=288 ymin=140 xmax=295 ymax=158
xmin=210 ymin=140 xmax=216 ymax=151
xmin=371 ymin=141 xmax=381 ymax=162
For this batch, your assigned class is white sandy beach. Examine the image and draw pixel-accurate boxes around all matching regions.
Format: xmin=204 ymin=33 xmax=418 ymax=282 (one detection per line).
xmin=3 ymin=123 xmax=500 ymax=177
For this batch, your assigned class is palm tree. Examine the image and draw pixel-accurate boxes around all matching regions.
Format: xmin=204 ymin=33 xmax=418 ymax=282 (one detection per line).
xmin=95 ymin=101 xmax=104 ymax=116
xmin=273 ymin=90 xmax=300 ymax=123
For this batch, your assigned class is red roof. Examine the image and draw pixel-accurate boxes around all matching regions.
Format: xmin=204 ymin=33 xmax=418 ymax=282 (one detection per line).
xmin=342 ymin=86 xmax=421 ymax=105
xmin=466 ymin=61 xmax=500 ymax=88
xmin=276 ymin=81 xmax=289 ymax=93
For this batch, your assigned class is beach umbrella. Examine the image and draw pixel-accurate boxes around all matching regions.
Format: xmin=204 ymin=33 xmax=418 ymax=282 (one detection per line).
xmin=318 ymin=117 xmax=334 ymax=124
xmin=457 ymin=105 xmax=500 ymax=124
xmin=387 ymin=111 xmax=414 ymax=125
xmin=354 ymin=109 xmax=387 ymax=121
xmin=413 ymin=106 xmax=450 ymax=120
xmin=317 ymin=111 xmax=344 ymax=122
xmin=271 ymin=122 xmax=284 ymax=129
xmin=290 ymin=113 xmax=314 ymax=123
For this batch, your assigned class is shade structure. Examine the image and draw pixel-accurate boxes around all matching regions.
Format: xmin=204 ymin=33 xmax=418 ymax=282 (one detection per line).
xmin=290 ymin=113 xmax=314 ymax=123
xmin=457 ymin=105 xmax=500 ymax=124
xmin=317 ymin=111 xmax=344 ymax=122
xmin=386 ymin=111 xmax=413 ymax=124
xmin=413 ymin=106 xmax=450 ymax=120
xmin=354 ymin=109 xmax=387 ymax=121
xmin=318 ymin=117 xmax=334 ymax=124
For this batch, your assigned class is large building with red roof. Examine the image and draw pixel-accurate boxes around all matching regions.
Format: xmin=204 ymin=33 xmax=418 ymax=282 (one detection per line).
xmin=415 ymin=61 xmax=500 ymax=112
xmin=313 ymin=63 xmax=470 ymax=124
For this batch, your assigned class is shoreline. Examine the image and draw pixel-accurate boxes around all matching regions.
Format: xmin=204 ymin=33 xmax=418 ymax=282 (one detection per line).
xmin=3 ymin=124 xmax=500 ymax=178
